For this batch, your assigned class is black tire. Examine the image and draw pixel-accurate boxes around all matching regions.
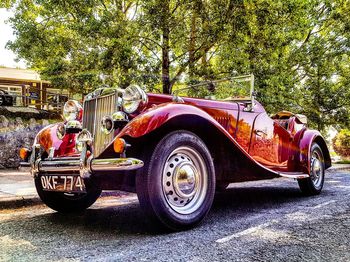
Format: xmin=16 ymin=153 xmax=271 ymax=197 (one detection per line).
xmin=0 ymin=96 xmax=3 ymax=106
xmin=298 ymin=143 xmax=325 ymax=195
xmin=34 ymin=176 xmax=101 ymax=213
xmin=136 ymin=130 xmax=215 ymax=231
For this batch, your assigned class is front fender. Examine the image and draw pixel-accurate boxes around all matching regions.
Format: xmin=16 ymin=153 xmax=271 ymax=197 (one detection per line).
xmin=297 ymin=129 xmax=331 ymax=173
xmin=34 ymin=123 xmax=79 ymax=157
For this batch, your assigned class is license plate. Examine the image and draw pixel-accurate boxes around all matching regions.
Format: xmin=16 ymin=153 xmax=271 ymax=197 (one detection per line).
xmin=40 ymin=175 xmax=86 ymax=193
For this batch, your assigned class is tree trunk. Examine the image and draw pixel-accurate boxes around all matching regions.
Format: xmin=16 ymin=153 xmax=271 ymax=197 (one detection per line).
xmin=189 ymin=12 xmax=196 ymax=78
xmin=161 ymin=0 xmax=171 ymax=94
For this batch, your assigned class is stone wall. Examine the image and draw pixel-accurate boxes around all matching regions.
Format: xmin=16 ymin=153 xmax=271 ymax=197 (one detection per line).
xmin=0 ymin=115 xmax=49 ymax=168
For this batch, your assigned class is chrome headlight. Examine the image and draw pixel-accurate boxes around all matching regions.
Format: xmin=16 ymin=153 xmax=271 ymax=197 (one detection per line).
xmin=122 ymin=85 xmax=148 ymax=114
xmin=63 ymin=100 xmax=83 ymax=122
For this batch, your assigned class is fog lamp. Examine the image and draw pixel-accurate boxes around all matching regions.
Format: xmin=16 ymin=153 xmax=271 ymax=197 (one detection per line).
xmin=112 ymin=111 xmax=129 ymax=128
xmin=101 ymin=116 xmax=114 ymax=134
xmin=56 ymin=123 xmax=66 ymax=140
xmin=76 ymin=129 xmax=92 ymax=152
xmin=112 ymin=111 xmax=129 ymax=122
xmin=66 ymin=120 xmax=82 ymax=133
xmin=77 ymin=129 xmax=92 ymax=143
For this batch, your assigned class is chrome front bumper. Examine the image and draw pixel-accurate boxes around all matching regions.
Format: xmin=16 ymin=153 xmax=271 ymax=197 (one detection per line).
xmin=37 ymin=157 xmax=143 ymax=173
xmin=25 ymin=143 xmax=144 ymax=178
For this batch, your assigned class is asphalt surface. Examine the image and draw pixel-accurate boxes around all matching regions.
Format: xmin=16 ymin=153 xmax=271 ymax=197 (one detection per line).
xmin=0 ymin=170 xmax=349 ymax=262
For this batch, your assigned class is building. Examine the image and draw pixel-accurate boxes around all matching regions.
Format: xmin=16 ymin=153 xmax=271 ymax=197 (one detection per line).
xmin=0 ymin=67 xmax=70 ymax=110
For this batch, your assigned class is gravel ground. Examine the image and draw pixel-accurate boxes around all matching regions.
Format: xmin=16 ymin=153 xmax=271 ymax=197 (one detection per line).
xmin=0 ymin=170 xmax=349 ymax=262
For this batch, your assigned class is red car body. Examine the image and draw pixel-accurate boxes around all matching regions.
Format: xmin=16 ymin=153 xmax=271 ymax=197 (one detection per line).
xmin=24 ymin=79 xmax=331 ymax=230
xmin=36 ymin=93 xmax=330 ymax=181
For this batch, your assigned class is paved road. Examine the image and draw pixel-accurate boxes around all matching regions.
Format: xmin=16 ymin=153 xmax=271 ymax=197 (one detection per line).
xmin=1 ymin=170 xmax=349 ymax=262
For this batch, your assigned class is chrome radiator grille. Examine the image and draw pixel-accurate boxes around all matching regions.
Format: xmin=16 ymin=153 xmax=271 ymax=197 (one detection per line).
xmin=83 ymin=93 xmax=117 ymax=157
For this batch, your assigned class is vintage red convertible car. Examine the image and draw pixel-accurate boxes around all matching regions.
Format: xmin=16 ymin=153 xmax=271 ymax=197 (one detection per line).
xmin=20 ymin=74 xmax=331 ymax=231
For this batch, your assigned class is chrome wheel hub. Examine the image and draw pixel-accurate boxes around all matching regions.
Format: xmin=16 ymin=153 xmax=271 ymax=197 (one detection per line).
xmin=310 ymin=151 xmax=323 ymax=189
xmin=162 ymin=146 xmax=208 ymax=215
xmin=173 ymin=162 xmax=197 ymax=198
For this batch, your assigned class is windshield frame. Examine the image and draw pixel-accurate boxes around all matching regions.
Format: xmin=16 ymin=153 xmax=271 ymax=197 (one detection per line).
xmin=172 ymin=74 xmax=256 ymax=111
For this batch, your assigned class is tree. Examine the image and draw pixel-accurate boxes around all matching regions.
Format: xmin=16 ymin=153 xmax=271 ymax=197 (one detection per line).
xmin=7 ymin=0 xmax=152 ymax=93
xmin=4 ymin=0 xmax=350 ymax=132
xmin=333 ymin=129 xmax=350 ymax=158
xmin=295 ymin=1 xmax=350 ymax=131
xmin=138 ymin=0 xmax=241 ymax=93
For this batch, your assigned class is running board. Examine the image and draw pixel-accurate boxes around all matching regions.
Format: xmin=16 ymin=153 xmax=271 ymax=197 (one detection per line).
xmin=278 ymin=172 xmax=309 ymax=179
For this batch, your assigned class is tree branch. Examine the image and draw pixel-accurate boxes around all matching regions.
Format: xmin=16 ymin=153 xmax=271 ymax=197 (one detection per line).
xmin=169 ymin=42 xmax=216 ymax=88
xmin=138 ymin=40 xmax=161 ymax=61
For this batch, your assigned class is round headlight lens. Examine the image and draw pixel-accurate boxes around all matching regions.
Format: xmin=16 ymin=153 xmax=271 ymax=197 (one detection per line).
xmin=122 ymin=85 xmax=147 ymax=114
xmin=63 ymin=100 xmax=82 ymax=122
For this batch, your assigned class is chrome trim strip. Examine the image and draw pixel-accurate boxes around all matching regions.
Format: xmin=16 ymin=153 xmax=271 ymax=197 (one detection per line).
xmin=278 ymin=172 xmax=309 ymax=179
xmin=93 ymin=98 xmax=98 ymax=139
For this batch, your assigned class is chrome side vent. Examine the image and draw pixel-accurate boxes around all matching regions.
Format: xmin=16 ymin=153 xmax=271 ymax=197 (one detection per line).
xmin=214 ymin=116 xmax=229 ymax=130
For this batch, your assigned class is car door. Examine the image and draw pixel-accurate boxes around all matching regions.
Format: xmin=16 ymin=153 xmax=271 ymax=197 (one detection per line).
xmin=248 ymin=112 xmax=292 ymax=171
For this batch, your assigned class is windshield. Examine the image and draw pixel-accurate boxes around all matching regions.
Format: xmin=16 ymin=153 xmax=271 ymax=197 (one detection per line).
xmin=173 ymin=74 xmax=254 ymax=101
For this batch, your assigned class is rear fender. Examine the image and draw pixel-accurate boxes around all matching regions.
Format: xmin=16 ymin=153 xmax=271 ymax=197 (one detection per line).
xmin=297 ymin=129 xmax=331 ymax=173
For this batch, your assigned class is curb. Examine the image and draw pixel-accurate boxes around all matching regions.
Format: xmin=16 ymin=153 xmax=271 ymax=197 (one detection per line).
xmin=0 ymin=195 xmax=42 ymax=209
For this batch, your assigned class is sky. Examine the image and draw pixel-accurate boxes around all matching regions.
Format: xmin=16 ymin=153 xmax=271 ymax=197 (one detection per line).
xmin=0 ymin=8 xmax=26 ymax=68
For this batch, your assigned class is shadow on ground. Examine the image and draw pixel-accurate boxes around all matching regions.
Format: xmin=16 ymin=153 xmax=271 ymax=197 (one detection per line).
xmin=2 ymin=180 xmax=333 ymax=236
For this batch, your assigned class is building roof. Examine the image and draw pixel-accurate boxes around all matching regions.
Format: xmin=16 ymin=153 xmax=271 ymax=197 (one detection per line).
xmin=0 ymin=67 xmax=49 ymax=83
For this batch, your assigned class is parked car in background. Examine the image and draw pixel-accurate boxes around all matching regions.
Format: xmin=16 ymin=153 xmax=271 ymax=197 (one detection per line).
xmin=0 ymin=89 xmax=14 ymax=106
xmin=20 ymin=74 xmax=331 ymax=231
xmin=47 ymin=93 xmax=69 ymax=110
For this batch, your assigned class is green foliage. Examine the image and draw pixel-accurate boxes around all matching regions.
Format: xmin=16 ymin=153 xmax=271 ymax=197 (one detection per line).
xmin=333 ymin=129 xmax=350 ymax=158
xmin=4 ymin=0 xmax=350 ymax=131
